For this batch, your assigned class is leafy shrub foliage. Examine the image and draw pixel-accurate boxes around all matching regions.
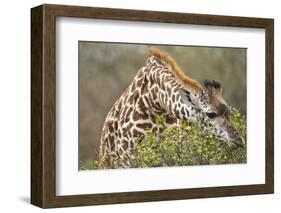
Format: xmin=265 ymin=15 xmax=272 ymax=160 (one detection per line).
xmin=80 ymin=107 xmax=246 ymax=170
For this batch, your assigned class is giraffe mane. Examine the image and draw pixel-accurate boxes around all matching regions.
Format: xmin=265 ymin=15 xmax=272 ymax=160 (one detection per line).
xmin=149 ymin=47 xmax=204 ymax=96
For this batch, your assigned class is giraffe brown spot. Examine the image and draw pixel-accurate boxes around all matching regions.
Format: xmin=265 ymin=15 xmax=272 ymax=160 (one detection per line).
xmin=172 ymin=94 xmax=175 ymax=102
xmin=152 ymin=88 xmax=158 ymax=100
xmin=114 ymin=120 xmax=118 ymax=130
xmin=110 ymin=139 xmax=115 ymax=151
xmin=181 ymin=108 xmax=186 ymax=117
xmin=132 ymin=129 xmax=144 ymax=139
xmin=167 ymin=86 xmax=172 ymax=96
xmin=160 ymin=93 xmax=164 ymax=102
xmin=122 ymin=140 xmax=129 ymax=150
xmin=177 ymin=94 xmax=182 ymax=102
xmin=152 ymin=127 xmax=158 ymax=132
xmin=138 ymin=97 xmax=146 ymax=109
xmin=166 ymin=115 xmax=177 ymax=124
xmin=127 ymin=95 xmax=134 ymax=105
xmin=125 ymin=107 xmax=133 ymax=123
xmin=107 ymin=120 xmax=114 ymax=132
xmin=134 ymin=92 xmax=140 ymax=102
xmin=136 ymin=123 xmax=152 ymax=130
xmin=108 ymin=134 xmax=114 ymax=146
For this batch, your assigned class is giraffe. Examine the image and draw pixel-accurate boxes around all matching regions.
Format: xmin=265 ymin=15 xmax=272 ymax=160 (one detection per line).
xmin=98 ymin=47 xmax=243 ymax=169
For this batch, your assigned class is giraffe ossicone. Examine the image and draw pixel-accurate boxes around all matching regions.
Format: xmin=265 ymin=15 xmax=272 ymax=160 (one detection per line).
xmin=98 ymin=47 xmax=243 ymax=169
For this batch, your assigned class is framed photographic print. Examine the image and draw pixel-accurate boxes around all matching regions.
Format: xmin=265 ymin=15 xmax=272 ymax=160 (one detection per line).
xmin=31 ymin=4 xmax=274 ymax=208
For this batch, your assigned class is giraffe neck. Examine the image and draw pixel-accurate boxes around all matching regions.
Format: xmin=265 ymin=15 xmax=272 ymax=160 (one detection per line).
xmin=99 ymin=55 xmax=205 ymax=169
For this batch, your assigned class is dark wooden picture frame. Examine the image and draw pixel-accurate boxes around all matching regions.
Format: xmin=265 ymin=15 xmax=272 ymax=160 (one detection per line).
xmin=31 ymin=4 xmax=274 ymax=208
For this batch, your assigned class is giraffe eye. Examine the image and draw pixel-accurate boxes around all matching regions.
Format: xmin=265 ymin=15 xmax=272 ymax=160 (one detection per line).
xmin=206 ymin=112 xmax=217 ymax=119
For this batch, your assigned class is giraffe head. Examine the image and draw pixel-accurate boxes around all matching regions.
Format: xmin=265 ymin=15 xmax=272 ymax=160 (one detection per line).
xmin=185 ymin=79 xmax=244 ymax=148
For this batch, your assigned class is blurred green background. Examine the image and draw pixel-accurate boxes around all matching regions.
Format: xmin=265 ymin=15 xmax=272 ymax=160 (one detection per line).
xmin=79 ymin=42 xmax=246 ymax=163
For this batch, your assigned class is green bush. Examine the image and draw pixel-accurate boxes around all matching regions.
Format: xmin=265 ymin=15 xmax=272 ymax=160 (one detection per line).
xmin=80 ymin=107 xmax=246 ymax=170
xmin=115 ymin=107 xmax=246 ymax=169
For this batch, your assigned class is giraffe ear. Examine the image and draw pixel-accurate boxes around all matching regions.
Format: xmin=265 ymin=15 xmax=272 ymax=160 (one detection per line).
xmin=204 ymin=79 xmax=222 ymax=94
xmin=204 ymin=80 xmax=213 ymax=89
xmin=212 ymin=80 xmax=221 ymax=89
